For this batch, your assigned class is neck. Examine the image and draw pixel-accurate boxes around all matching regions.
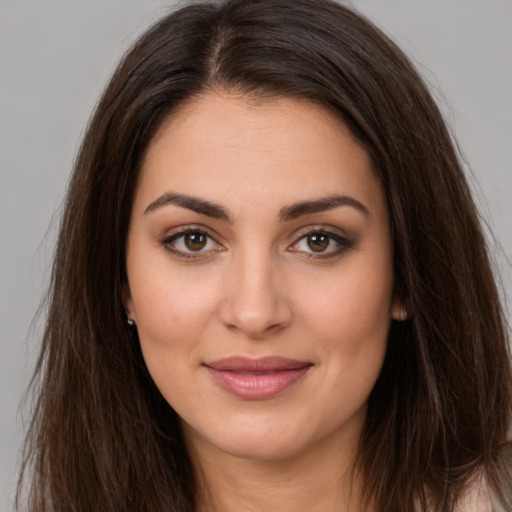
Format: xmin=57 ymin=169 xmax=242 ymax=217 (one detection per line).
xmin=188 ymin=428 xmax=372 ymax=512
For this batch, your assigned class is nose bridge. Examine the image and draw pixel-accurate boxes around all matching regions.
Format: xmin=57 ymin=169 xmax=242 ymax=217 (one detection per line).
xmin=218 ymin=245 xmax=292 ymax=338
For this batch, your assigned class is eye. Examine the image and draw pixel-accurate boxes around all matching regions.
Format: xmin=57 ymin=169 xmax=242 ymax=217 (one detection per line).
xmin=303 ymin=233 xmax=330 ymax=252
xmin=162 ymin=228 xmax=223 ymax=259
xmin=180 ymin=232 xmax=209 ymax=251
xmin=289 ymin=229 xmax=352 ymax=257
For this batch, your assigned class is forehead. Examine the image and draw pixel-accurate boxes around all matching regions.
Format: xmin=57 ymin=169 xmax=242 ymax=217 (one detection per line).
xmin=135 ymin=92 xmax=385 ymax=218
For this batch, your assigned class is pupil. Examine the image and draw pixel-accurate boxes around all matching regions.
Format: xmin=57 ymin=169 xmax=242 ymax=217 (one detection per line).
xmin=185 ymin=233 xmax=206 ymax=251
xmin=308 ymin=234 xmax=329 ymax=252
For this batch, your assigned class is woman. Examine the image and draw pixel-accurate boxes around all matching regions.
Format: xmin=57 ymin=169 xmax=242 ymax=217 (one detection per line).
xmin=16 ymin=0 xmax=512 ymax=511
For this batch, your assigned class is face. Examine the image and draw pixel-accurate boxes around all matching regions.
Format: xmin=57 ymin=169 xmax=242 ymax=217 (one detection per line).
xmin=125 ymin=93 xmax=401 ymax=463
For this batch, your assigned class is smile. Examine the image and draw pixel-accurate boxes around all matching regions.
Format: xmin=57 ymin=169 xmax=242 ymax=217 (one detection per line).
xmin=203 ymin=356 xmax=313 ymax=400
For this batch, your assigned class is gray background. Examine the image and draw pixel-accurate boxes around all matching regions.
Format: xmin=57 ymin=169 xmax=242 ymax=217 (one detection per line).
xmin=1 ymin=1 xmax=511 ymax=509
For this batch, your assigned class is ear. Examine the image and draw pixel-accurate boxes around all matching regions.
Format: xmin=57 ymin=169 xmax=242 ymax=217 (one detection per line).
xmin=122 ymin=283 xmax=136 ymax=322
xmin=391 ymin=294 xmax=408 ymax=322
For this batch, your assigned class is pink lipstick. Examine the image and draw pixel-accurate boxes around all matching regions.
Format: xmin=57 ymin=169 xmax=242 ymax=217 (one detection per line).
xmin=203 ymin=356 xmax=312 ymax=400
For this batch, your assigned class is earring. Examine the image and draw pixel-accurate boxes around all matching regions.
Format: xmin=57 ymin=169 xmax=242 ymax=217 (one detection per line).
xmin=126 ymin=310 xmax=135 ymax=326
xmin=393 ymin=309 xmax=408 ymax=321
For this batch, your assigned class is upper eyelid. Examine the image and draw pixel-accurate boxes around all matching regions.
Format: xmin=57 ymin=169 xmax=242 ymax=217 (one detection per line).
xmin=291 ymin=224 xmax=351 ymax=240
xmin=162 ymin=225 xmax=220 ymax=242
xmin=293 ymin=231 xmax=350 ymax=247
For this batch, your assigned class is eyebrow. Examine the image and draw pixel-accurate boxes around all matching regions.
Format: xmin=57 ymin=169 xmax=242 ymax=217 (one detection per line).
xmin=143 ymin=192 xmax=369 ymax=220
xmin=279 ymin=195 xmax=369 ymax=221
xmin=144 ymin=193 xmax=231 ymax=220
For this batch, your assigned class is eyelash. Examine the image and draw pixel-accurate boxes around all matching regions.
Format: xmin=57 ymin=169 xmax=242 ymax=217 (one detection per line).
xmin=160 ymin=226 xmax=353 ymax=261
xmin=288 ymin=228 xmax=354 ymax=259
xmin=161 ymin=227 xmax=222 ymax=260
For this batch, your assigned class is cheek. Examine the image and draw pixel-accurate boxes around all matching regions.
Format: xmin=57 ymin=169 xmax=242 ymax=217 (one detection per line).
xmin=294 ymin=255 xmax=393 ymax=387
xmin=306 ymin=277 xmax=391 ymax=415
xmin=129 ymin=269 xmax=219 ymax=404
xmin=300 ymin=264 xmax=393 ymax=341
xmin=129 ymin=263 xmax=221 ymax=345
xmin=125 ymin=257 xmax=222 ymax=402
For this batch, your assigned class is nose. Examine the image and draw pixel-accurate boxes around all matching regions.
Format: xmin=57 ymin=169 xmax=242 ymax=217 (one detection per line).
xmin=217 ymin=252 xmax=293 ymax=339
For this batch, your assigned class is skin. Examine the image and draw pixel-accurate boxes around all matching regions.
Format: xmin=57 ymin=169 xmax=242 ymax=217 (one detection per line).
xmin=125 ymin=92 xmax=402 ymax=512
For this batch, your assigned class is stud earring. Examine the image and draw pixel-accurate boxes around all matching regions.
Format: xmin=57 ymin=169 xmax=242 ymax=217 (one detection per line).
xmin=126 ymin=310 xmax=135 ymax=326
xmin=393 ymin=309 xmax=408 ymax=321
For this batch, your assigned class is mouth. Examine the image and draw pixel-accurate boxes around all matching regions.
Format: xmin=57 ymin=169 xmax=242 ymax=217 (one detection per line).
xmin=203 ymin=356 xmax=313 ymax=400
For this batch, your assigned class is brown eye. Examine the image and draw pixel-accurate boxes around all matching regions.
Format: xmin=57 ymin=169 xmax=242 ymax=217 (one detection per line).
xmin=162 ymin=229 xmax=224 ymax=259
xmin=307 ymin=233 xmax=330 ymax=252
xmin=184 ymin=232 xmax=207 ymax=251
xmin=289 ymin=230 xmax=351 ymax=258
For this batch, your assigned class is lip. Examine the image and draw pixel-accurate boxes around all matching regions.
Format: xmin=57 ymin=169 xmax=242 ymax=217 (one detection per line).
xmin=203 ymin=356 xmax=313 ymax=400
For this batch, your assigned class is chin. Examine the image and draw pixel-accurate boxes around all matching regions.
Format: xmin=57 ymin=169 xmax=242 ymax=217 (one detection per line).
xmin=181 ymin=412 xmax=310 ymax=462
xmin=213 ymin=434 xmax=311 ymax=463
xmin=182 ymin=405 xmax=364 ymax=465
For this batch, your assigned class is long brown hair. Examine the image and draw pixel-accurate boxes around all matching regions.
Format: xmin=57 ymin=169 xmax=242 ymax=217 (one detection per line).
xmin=17 ymin=1 xmax=512 ymax=510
